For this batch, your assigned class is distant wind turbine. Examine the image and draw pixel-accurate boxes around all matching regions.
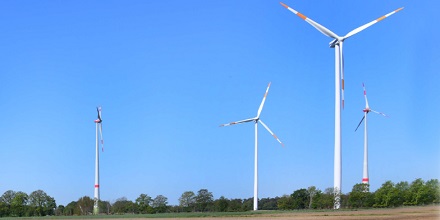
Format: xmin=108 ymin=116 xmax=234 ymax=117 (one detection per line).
xmin=280 ymin=2 xmax=402 ymax=209
xmin=355 ymin=83 xmax=388 ymax=186
xmin=94 ymin=106 xmax=104 ymax=215
xmin=220 ymin=82 xmax=284 ymax=211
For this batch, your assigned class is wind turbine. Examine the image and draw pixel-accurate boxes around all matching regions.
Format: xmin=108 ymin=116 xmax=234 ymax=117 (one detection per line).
xmin=280 ymin=2 xmax=403 ymax=209
xmin=220 ymin=82 xmax=284 ymax=211
xmin=94 ymin=106 xmax=104 ymax=215
xmin=355 ymin=83 xmax=388 ymax=187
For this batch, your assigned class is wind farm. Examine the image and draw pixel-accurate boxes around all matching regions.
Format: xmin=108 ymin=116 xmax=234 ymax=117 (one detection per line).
xmin=280 ymin=2 xmax=403 ymax=209
xmin=0 ymin=0 xmax=439 ymax=218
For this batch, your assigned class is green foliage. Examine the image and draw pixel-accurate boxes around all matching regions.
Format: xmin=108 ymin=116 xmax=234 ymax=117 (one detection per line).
xmin=152 ymin=195 xmax=168 ymax=213
xmin=10 ymin=191 xmax=28 ymax=217
xmin=0 ymin=178 xmax=439 ymax=216
xmin=277 ymin=195 xmax=292 ymax=210
xmin=214 ymin=196 xmax=229 ymax=212
xmin=348 ymin=183 xmax=374 ymax=208
xmin=63 ymin=201 xmax=76 ymax=216
xmin=136 ymin=193 xmax=153 ymax=214
xmin=28 ymin=189 xmax=56 ymax=216
xmin=76 ymin=196 xmax=94 ymax=215
xmin=178 ymin=191 xmax=196 ymax=212
xmin=241 ymin=198 xmax=253 ymax=211
xmin=259 ymin=197 xmax=278 ymax=210
xmin=112 ymin=197 xmax=137 ymax=214
xmin=227 ymin=199 xmax=243 ymax=212
xmin=195 ymin=189 xmax=213 ymax=212
xmin=290 ymin=188 xmax=308 ymax=209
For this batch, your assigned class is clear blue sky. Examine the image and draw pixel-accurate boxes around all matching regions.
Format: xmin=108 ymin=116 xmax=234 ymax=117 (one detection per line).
xmin=0 ymin=0 xmax=438 ymax=206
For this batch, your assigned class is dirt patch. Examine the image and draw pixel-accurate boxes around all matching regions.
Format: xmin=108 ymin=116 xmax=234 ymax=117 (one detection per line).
xmin=94 ymin=206 xmax=440 ymax=220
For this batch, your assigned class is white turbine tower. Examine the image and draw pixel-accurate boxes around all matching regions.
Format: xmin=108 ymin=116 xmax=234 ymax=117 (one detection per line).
xmin=280 ymin=2 xmax=402 ymax=209
xmin=220 ymin=82 xmax=284 ymax=211
xmin=94 ymin=106 xmax=104 ymax=215
xmin=355 ymin=83 xmax=388 ymax=186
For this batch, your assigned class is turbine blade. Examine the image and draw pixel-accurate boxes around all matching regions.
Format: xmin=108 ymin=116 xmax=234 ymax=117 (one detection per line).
xmin=370 ymin=109 xmax=389 ymax=117
xmin=280 ymin=2 xmax=340 ymax=39
xmin=258 ymin=120 xmax=284 ymax=147
xmin=355 ymin=115 xmax=366 ymax=132
xmin=343 ymin=7 xmax=404 ymax=39
xmin=96 ymin=106 xmax=103 ymax=122
xmin=340 ymin=42 xmax=345 ymax=109
xmin=220 ymin=117 xmax=255 ymax=127
xmin=363 ymin=83 xmax=369 ymax=109
xmin=99 ymin=123 xmax=104 ymax=152
xmin=257 ymin=82 xmax=271 ymax=118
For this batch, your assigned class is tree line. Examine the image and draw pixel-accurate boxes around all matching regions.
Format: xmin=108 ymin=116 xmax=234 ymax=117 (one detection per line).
xmin=0 ymin=178 xmax=438 ymax=217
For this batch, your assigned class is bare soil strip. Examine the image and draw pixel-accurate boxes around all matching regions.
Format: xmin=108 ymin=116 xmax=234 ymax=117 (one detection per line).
xmin=92 ymin=205 xmax=440 ymax=220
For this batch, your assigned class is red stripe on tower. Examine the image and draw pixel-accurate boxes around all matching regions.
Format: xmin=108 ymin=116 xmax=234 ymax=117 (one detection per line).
xmin=362 ymin=178 xmax=369 ymax=182
xmin=95 ymin=184 xmax=99 ymax=188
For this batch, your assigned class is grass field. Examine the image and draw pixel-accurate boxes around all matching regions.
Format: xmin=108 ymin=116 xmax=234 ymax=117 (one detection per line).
xmin=5 ymin=205 xmax=439 ymax=220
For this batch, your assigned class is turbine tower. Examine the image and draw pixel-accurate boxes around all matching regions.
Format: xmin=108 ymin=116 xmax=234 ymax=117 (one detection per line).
xmin=355 ymin=83 xmax=388 ymax=186
xmin=94 ymin=106 xmax=104 ymax=215
xmin=220 ymin=82 xmax=284 ymax=211
xmin=280 ymin=2 xmax=402 ymax=209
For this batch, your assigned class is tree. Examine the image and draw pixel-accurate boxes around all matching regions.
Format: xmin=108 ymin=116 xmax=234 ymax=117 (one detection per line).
xmin=55 ymin=205 xmax=64 ymax=216
xmin=394 ymin=181 xmax=410 ymax=206
xmin=291 ymin=188 xmax=308 ymax=209
xmin=98 ymin=200 xmax=111 ymax=214
xmin=179 ymin=191 xmax=196 ymax=212
xmin=259 ymin=197 xmax=278 ymax=210
xmin=309 ymin=190 xmax=324 ymax=209
xmin=424 ymin=179 xmax=440 ymax=204
xmin=277 ymin=195 xmax=292 ymax=210
xmin=10 ymin=191 xmax=28 ymax=217
xmin=28 ymin=190 xmax=56 ymax=216
xmin=0 ymin=200 xmax=8 ymax=217
xmin=241 ymin=198 xmax=253 ymax=211
xmin=136 ymin=194 xmax=152 ymax=214
xmin=195 ymin=189 xmax=213 ymax=212
xmin=214 ymin=196 xmax=229 ymax=212
xmin=63 ymin=201 xmax=77 ymax=216
xmin=307 ymin=186 xmax=318 ymax=209
xmin=374 ymin=180 xmax=397 ymax=207
xmin=112 ymin=197 xmax=136 ymax=214
xmin=348 ymin=183 xmax=373 ymax=208
xmin=76 ymin=196 xmax=93 ymax=215
xmin=227 ymin=199 xmax=242 ymax=212
xmin=152 ymin=195 xmax=168 ymax=213
xmin=319 ymin=187 xmax=335 ymax=209
xmin=0 ymin=190 xmax=15 ymax=205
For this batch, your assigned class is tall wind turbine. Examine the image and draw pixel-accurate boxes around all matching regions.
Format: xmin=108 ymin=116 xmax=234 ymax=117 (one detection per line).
xmin=220 ymin=82 xmax=284 ymax=211
xmin=280 ymin=2 xmax=402 ymax=209
xmin=94 ymin=106 xmax=104 ymax=215
xmin=355 ymin=83 xmax=388 ymax=186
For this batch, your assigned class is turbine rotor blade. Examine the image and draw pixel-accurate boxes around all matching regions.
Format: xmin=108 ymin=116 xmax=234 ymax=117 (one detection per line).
xmin=99 ymin=123 xmax=104 ymax=152
xmin=340 ymin=42 xmax=345 ymax=109
xmin=257 ymin=82 xmax=271 ymax=118
xmin=363 ymin=83 xmax=370 ymax=109
xmin=280 ymin=2 xmax=340 ymax=40
xmin=96 ymin=107 xmax=102 ymax=121
xmin=258 ymin=119 xmax=284 ymax=147
xmin=220 ymin=117 xmax=255 ymax=127
xmin=355 ymin=115 xmax=366 ymax=132
xmin=370 ymin=109 xmax=389 ymax=117
xmin=343 ymin=7 xmax=404 ymax=40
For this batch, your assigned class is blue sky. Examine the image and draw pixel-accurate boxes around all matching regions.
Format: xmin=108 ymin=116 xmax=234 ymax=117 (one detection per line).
xmin=0 ymin=0 xmax=439 ymax=206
